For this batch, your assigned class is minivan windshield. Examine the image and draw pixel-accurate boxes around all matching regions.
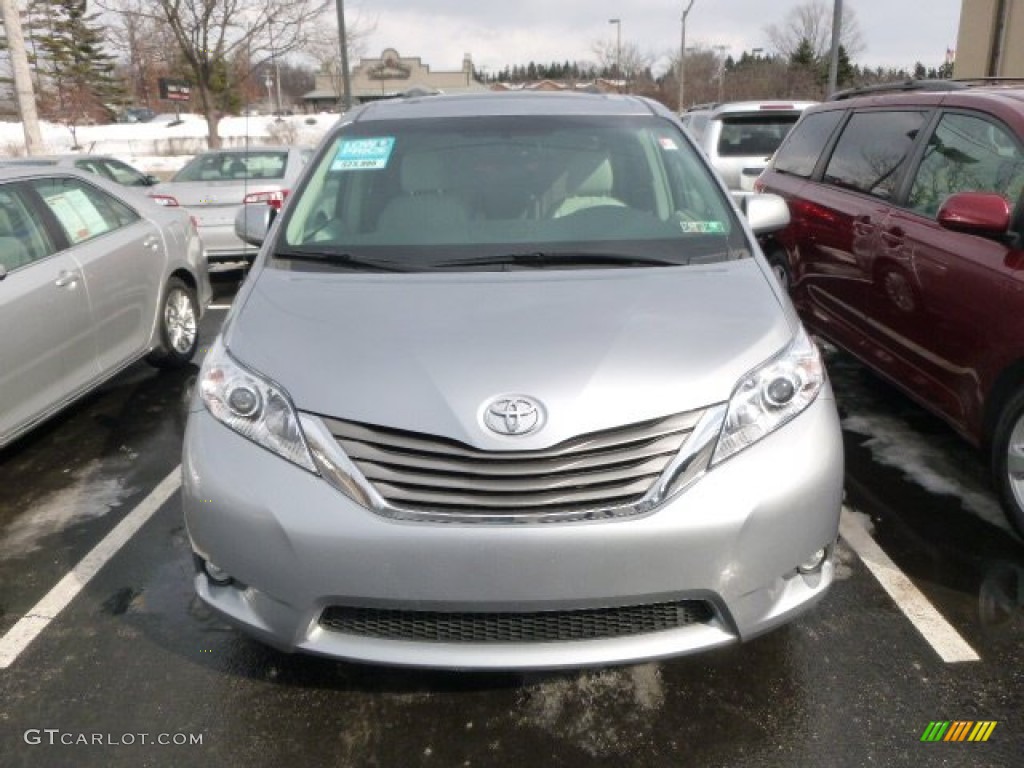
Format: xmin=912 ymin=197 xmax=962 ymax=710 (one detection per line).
xmin=278 ymin=114 xmax=745 ymax=271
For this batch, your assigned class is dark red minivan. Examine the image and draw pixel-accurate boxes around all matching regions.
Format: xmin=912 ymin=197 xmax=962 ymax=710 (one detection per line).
xmin=756 ymin=81 xmax=1024 ymax=535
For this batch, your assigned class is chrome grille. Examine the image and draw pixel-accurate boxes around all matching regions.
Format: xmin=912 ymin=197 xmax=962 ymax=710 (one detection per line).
xmin=322 ymin=410 xmax=703 ymax=518
xmin=319 ymin=601 xmax=714 ymax=643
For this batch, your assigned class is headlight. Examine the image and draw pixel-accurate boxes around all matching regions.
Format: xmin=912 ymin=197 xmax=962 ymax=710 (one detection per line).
xmin=712 ymin=326 xmax=824 ymax=465
xmin=199 ymin=335 xmax=317 ymax=472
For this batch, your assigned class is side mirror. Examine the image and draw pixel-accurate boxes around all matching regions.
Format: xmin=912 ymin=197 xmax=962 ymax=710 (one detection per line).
xmin=235 ymin=205 xmax=275 ymax=247
xmin=734 ymin=192 xmax=791 ymax=235
xmin=144 ymin=175 xmax=160 ymax=186
xmin=937 ymin=192 xmax=1011 ymax=237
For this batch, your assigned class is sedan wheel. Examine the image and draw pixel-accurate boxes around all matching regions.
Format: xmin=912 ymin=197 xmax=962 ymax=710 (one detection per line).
xmin=147 ymin=277 xmax=199 ymax=369
xmin=166 ymin=286 xmax=197 ymax=353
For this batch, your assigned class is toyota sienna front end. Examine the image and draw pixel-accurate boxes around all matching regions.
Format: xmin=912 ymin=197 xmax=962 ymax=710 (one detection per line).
xmin=182 ymin=92 xmax=843 ymax=669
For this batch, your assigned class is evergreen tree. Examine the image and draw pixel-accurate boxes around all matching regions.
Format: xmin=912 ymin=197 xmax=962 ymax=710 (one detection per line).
xmin=790 ymin=37 xmax=817 ymax=67
xmin=31 ymin=0 xmax=122 ymax=136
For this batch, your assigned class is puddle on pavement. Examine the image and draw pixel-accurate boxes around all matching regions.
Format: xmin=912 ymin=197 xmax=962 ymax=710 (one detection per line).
xmin=513 ymin=663 xmax=664 ymax=756
xmin=0 ymin=459 xmax=135 ymax=558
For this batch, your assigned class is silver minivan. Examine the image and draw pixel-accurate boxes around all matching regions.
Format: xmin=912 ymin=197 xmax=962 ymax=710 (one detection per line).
xmin=183 ymin=92 xmax=843 ymax=669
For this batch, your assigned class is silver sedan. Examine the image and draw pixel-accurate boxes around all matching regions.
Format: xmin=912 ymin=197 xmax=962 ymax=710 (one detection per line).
xmin=0 ymin=166 xmax=211 ymax=448
xmin=149 ymin=146 xmax=311 ymax=270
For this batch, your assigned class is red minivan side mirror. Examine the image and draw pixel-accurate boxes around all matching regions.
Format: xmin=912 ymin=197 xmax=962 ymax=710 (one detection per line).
xmin=937 ymin=192 xmax=1012 ymax=236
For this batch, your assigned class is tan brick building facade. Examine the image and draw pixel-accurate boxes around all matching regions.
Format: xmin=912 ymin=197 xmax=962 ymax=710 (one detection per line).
xmin=954 ymin=0 xmax=1024 ymax=78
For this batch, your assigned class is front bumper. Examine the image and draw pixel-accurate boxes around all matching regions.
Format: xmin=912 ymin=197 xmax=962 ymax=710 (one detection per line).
xmin=183 ymin=395 xmax=843 ymax=669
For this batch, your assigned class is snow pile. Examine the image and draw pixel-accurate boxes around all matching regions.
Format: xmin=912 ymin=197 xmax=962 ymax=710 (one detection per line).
xmin=0 ymin=113 xmax=336 ymax=174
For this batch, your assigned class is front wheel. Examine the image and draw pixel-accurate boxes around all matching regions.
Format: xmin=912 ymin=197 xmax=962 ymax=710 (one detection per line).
xmin=990 ymin=387 xmax=1024 ymax=537
xmin=147 ymin=277 xmax=199 ymax=369
xmin=766 ymin=249 xmax=792 ymax=291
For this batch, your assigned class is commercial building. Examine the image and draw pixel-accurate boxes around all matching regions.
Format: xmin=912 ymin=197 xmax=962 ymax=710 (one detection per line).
xmin=302 ymin=48 xmax=488 ymax=111
xmin=954 ymin=0 xmax=1024 ymax=78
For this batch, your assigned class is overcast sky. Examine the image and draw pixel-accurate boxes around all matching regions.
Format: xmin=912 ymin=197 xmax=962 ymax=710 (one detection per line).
xmin=349 ymin=0 xmax=963 ymax=76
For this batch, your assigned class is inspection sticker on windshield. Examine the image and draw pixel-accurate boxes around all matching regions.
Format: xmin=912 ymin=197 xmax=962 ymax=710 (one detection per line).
xmin=659 ymin=137 xmax=679 ymax=150
xmin=332 ymin=137 xmax=395 ymax=170
xmin=679 ymin=221 xmax=726 ymax=233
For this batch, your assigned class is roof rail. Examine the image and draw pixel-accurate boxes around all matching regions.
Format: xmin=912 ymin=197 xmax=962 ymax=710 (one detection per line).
xmin=683 ymin=102 xmax=720 ymax=112
xmin=952 ymin=76 xmax=1024 ymax=86
xmin=830 ymin=79 xmax=967 ymax=101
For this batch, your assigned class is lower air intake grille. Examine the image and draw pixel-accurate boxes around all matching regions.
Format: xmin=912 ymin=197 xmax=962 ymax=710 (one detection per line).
xmin=319 ymin=601 xmax=714 ymax=643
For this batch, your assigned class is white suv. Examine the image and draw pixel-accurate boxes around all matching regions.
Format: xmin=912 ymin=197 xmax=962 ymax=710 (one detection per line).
xmin=681 ymin=101 xmax=817 ymax=190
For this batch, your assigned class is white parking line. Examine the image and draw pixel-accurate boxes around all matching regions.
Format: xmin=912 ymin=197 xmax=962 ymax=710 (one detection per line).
xmin=208 ymin=303 xmax=233 ymax=310
xmin=0 ymin=468 xmax=182 ymax=669
xmin=840 ymin=507 xmax=980 ymax=663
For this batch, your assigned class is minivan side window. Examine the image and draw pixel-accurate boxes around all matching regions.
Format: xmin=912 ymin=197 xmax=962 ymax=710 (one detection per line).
xmin=907 ymin=112 xmax=1024 ymax=217
xmin=771 ymin=110 xmax=843 ymax=178
xmin=822 ymin=110 xmax=928 ymax=200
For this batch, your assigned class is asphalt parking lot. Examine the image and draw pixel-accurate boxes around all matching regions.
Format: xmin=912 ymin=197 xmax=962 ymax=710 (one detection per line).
xmin=0 ymin=274 xmax=1022 ymax=767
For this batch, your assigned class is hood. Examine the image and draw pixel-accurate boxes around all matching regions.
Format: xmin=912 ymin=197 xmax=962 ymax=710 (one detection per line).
xmin=226 ymin=261 xmax=793 ymax=450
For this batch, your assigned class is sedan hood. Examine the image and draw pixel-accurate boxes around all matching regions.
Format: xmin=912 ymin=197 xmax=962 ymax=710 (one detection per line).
xmin=227 ymin=262 xmax=793 ymax=450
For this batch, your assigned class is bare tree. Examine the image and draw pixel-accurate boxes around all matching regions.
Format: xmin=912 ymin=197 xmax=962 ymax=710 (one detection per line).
xmin=765 ymin=1 xmax=864 ymax=61
xmin=104 ymin=0 xmax=327 ymax=147
xmin=104 ymin=0 xmax=181 ymax=107
xmin=590 ymin=38 xmax=653 ymax=90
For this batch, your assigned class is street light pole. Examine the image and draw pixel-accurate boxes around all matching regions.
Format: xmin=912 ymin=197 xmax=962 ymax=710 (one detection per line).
xmin=677 ymin=0 xmax=696 ymax=112
xmin=714 ymin=44 xmax=728 ymax=103
xmin=608 ymin=18 xmax=621 ymax=89
xmin=268 ymin=17 xmax=283 ymax=117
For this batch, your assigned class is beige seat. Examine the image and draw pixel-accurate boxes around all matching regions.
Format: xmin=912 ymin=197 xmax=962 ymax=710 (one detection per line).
xmin=552 ymin=154 xmax=627 ymax=218
xmin=377 ymin=152 xmax=470 ymax=240
xmin=0 ymin=237 xmax=30 ymax=271
xmin=0 ymin=208 xmax=31 ymax=271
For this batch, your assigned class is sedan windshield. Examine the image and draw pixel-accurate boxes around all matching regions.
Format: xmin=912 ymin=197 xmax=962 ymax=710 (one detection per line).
xmin=279 ymin=114 xmax=744 ymax=270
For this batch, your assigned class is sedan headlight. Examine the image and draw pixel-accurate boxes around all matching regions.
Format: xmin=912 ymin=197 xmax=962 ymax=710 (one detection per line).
xmin=199 ymin=335 xmax=317 ymax=472
xmin=712 ymin=326 xmax=824 ymax=465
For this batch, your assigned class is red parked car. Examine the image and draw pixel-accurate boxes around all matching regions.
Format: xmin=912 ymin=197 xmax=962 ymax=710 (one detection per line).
xmin=756 ymin=80 xmax=1024 ymax=535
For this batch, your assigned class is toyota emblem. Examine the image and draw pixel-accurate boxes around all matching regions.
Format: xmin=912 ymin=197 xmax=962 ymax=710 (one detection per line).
xmin=483 ymin=395 xmax=545 ymax=436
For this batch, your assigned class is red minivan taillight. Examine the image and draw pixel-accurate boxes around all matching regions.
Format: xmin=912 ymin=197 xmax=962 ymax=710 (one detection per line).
xmin=149 ymin=194 xmax=180 ymax=207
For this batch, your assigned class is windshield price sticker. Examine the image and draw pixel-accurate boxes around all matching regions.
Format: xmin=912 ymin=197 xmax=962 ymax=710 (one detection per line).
xmin=679 ymin=221 xmax=726 ymax=233
xmin=332 ymin=138 xmax=396 ymax=171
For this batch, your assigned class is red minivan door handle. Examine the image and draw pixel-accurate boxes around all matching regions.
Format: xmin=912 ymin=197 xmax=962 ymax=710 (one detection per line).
xmin=881 ymin=227 xmax=904 ymax=247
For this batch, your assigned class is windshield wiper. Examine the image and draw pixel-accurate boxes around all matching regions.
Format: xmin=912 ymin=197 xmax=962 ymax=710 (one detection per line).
xmin=274 ymin=248 xmax=410 ymax=272
xmin=434 ymin=251 xmax=680 ymax=269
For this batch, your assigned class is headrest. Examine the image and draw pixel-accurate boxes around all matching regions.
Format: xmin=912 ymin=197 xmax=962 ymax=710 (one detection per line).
xmin=400 ymin=152 xmax=446 ymax=194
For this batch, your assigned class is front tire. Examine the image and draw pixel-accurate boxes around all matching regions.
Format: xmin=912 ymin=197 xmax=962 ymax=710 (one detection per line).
xmin=766 ymin=249 xmax=792 ymax=290
xmin=990 ymin=387 xmax=1024 ymax=537
xmin=147 ymin=277 xmax=199 ymax=369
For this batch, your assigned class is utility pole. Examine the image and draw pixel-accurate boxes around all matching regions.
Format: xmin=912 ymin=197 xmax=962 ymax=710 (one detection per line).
xmin=677 ymin=0 xmax=696 ymax=112
xmin=335 ymin=0 xmax=352 ymax=111
xmin=1 ymin=0 xmax=44 ymax=154
xmin=827 ymin=0 xmax=843 ymax=96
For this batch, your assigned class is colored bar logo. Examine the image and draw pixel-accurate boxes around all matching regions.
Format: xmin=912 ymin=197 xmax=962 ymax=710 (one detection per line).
xmin=921 ymin=721 xmax=997 ymax=742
